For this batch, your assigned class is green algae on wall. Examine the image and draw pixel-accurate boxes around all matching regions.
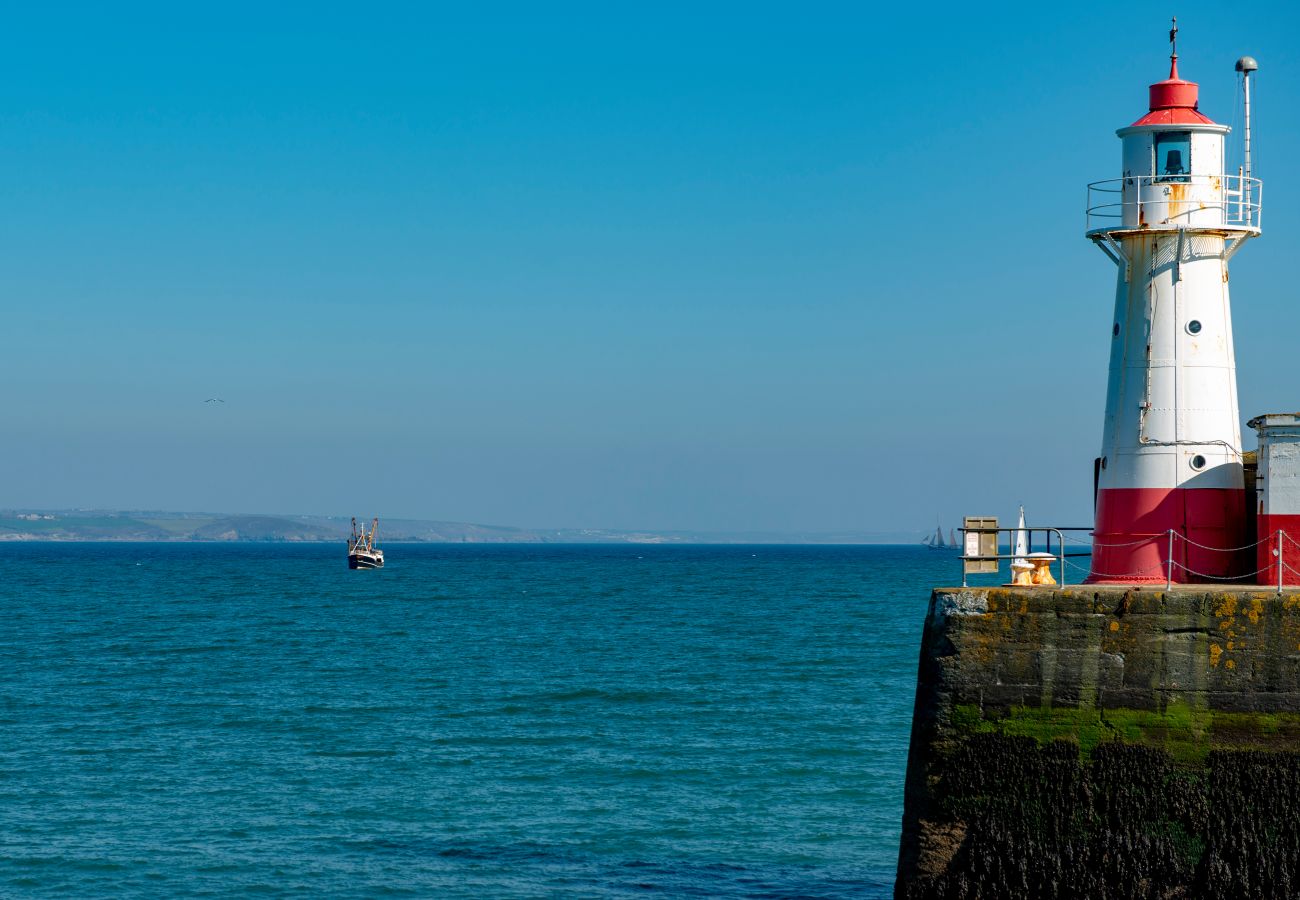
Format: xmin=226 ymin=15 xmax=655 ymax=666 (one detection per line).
xmin=951 ymin=703 xmax=1300 ymax=764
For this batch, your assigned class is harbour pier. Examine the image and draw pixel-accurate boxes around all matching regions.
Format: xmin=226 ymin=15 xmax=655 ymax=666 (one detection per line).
xmin=896 ymin=584 xmax=1300 ymax=898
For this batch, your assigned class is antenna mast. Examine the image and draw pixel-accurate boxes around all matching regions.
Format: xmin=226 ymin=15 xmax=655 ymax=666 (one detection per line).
xmin=1236 ymin=55 xmax=1258 ymax=179
xmin=1235 ymin=54 xmax=1258 ymax=215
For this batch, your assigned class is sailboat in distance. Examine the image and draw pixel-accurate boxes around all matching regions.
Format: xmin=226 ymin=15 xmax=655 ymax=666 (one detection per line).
xmin=922 ymin=522 xmax=960 ymax=552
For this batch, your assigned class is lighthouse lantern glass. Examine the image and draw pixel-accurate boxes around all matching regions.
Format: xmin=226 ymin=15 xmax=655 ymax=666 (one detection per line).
xmin=1154 ymin=132 xmax=1191 ymax=182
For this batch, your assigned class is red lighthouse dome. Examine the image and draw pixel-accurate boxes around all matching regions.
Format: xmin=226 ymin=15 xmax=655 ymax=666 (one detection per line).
xmin=1131 ymin=57 xmax=1216 ymax=126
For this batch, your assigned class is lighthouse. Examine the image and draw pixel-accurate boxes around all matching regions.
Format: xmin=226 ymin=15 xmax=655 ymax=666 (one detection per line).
xmin=1086 ymin=27 xmax=1262 ymax=583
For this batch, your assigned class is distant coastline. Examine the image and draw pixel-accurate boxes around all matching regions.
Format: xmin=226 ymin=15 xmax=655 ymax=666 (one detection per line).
xmin=0 ymin=510 xmax=921 ymax=545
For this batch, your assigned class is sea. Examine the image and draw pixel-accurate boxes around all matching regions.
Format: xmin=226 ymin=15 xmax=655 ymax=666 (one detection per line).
xmin=0 ymin=543 xmax=956 ymax=898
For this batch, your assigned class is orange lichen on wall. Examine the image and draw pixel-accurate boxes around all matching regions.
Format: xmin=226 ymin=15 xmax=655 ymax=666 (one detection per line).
xmin=1247 ymin=598 xmax=1264 ymax=625
xmin=1217 ymin=595 xmax=1237 ymax=634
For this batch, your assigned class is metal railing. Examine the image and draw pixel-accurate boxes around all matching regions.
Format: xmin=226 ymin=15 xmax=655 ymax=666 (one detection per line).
xmin=957 ymin=527 xmax=1094 ymax=587
xmin=1094 ymin=528 xmax=1297 ymax=594
xmin=1085 ymin=173 xmax=1262 ymax=232
xmin=967 ymin=527 xmax=1300 ymax=594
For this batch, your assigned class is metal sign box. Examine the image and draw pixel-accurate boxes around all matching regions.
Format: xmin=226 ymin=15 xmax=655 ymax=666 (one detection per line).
xmin=963 ymin=516 xmax=999 ymax=575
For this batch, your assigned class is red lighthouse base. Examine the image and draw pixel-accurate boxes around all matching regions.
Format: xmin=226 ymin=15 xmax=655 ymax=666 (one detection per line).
xmin=1088 ymin=487 xmax=1249 ymax=583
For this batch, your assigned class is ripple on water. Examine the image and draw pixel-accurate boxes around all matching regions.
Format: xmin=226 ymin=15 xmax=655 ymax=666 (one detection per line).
xmin=0 ymin=543 xmax=938 ymax=897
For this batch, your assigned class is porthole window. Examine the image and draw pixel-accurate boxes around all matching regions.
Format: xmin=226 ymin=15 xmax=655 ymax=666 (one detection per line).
xmin=1187 ymin=320 xmax=1203 ymax=335
xmin=1191 ymin=454 xmax=1207 ymax=471
xmin=1113 ymin=323 xmax=1120 ymax=337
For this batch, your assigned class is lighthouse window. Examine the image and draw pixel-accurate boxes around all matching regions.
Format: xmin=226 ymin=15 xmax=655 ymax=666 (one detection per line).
xmin=1191 ymin=454 xmax=1208 ymax=471
xmin=1187 ymin=319 xmax=1202 ymax=335
xmin=1154 ymin=132 xmax=1191 ymax=183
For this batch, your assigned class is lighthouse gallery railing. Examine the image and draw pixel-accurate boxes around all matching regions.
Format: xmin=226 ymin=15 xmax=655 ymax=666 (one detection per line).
xmin=1086 ymin=173 xmax=1262 ymax=233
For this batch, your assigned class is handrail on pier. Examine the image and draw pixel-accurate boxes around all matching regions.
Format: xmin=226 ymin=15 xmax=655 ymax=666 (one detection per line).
xmin=959 ymin=526 xmax=1300 ymax=595
xmin=957 ymin=526 xmax=1092 ymax=587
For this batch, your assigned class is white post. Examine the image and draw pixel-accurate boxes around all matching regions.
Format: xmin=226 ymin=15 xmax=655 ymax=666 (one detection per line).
xmin=1278 ymin=529 xmax=1284 ymax=595
xmin=1244 ymin=70 xmax=1253 ymax=217
xmin=1244 ymin=70 xmax=1253 ymax=181
xmin=1236 ymin=56 xmax=1258 ymax=219
xmin=1167 ymin=529 xmax=1175 ymax=590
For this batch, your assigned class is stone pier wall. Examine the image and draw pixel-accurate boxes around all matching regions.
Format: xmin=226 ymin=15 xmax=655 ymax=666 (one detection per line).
xmin=896 ymin=586 xmax=1300 ymax=899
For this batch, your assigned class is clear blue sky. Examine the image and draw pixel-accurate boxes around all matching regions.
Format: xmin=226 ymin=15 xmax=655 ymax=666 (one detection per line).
xmin=4 ymin=1 xmax=1299 ymax=533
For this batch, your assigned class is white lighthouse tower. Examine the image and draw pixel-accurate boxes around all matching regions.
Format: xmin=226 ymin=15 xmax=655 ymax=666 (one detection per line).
xmin=1086 ymin=27 xmax=1261 ymax=582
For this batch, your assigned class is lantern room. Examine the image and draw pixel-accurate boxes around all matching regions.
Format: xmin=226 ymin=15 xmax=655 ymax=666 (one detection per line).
xmin=1118 ymin=59 xmax=1230 ymax=230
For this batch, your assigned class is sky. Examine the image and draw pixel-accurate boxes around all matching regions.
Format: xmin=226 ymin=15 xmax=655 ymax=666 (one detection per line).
xmin=4 ymin=1 xmax=1300 ymax=534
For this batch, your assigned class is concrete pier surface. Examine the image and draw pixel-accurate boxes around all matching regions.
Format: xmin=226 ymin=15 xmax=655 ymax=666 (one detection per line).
xmin=896 ymin=585 xmax=1300 ymax=899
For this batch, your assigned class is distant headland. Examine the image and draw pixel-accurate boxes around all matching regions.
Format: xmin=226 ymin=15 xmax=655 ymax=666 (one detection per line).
xmin=0 ymin=510 xmax=919 ymax=545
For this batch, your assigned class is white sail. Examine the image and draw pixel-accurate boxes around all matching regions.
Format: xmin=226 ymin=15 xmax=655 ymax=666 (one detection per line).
xmin=1013 ymin=506 xmax=1029 ymax=568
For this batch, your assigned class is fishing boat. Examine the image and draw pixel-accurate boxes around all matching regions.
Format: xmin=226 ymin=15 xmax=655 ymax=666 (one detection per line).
xmin=348 ymin=517 xmax=384 ymax=569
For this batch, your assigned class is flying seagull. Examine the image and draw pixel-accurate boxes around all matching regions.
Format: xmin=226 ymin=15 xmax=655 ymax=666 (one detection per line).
xmin=205 ymin=398 xmax=225 ymax=403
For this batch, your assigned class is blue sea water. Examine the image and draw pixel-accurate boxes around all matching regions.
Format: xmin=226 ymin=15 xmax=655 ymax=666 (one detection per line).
xmin=0 ymin=543 xmax=951 ymax=897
